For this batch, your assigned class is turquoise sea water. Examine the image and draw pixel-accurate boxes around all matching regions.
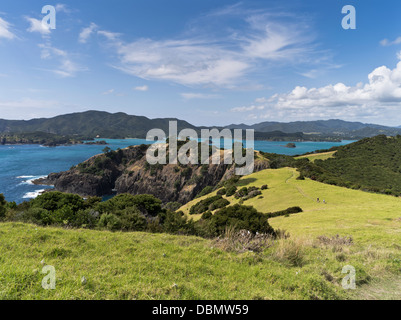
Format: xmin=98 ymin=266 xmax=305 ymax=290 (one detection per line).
xmin=0 ymin=139 xmax=354 ymax=203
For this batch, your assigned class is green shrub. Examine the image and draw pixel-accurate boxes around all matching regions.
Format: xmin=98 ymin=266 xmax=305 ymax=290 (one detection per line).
xmin=208 ymin=198 xmax=230 ymax=211
xmin=189 ymin=195 xmax=223 ymax=215
xmin=160 ymin=211 xmax=195 ymax=235
xmin=32 ymin=192 xmax=85 ymax=213
xmin=234 ymin=187 xmax=248 ymax=199
xmin=115 ymin=207 xmax=147 ymax=231
xmin=225 ymin=186 xmax=237 ymax=197
xmin=98 ymin=213 xmax=122 ymax=231
xmin=216 ymin=188 xmax=226 ymax=195
xmin=206 ymin=204 xmax=275 ymax=237
xmin=197 ymin=186 xmax=213 ymax=198
xmin=96 ymin=194 xmax=162 ymax=217
xmin=20 ymin=207 xmax=54 ymax=226
xmin=164 ymin=201 xmax=182 ymax=211
xmin=201 ymin=211 xmax=213 ymax=220
xmin=266 ymin=206 xmax=303 ymax=218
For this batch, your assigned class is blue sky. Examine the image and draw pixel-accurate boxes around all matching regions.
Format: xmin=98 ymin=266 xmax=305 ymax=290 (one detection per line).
xmin=1 ymin=0 xmax=401 ymax=126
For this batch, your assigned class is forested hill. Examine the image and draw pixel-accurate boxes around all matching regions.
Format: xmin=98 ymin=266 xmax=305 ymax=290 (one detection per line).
xmin=1 ymin=110 xmax=401 ymax=140
xmin=226 ymin=119 xmax=401 ymax=138
xmin=0 ymin=111 xmax=197 ymax=139
xmin=298 ymin=135 xmax=401 ymax=196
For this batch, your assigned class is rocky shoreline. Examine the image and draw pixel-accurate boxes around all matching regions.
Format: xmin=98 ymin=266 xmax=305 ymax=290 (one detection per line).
xmin=33 ymin=145 xmax=270 ymax=204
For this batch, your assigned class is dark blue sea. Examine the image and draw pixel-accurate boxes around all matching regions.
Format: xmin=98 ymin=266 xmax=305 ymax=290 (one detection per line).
xmin=0 ymin=138 xmax=354 ymax=203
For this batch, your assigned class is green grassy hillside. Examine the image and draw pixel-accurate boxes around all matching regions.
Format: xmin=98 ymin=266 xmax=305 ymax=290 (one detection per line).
xmin=2 ymin=166 xmax=401 ymax=299
xmin=298 ymin=135 xmax=401 ymax=196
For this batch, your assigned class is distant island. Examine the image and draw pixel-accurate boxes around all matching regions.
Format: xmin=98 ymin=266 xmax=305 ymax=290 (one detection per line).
xmin=284 ymin=143 xmax=296 ymax=148
xmin=0 ymin=132 xmax=108 ymax=147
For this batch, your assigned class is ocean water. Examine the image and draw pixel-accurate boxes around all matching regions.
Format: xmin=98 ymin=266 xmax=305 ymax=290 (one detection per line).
xmin=0 ymin=139 xmax=354 ymax=203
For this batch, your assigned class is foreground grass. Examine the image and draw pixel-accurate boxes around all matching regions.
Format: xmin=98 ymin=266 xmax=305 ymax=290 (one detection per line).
xmin=2 ymin=164 xmax=401 ymax=299
xmin=1 ymin=220 xmax=400 ymax=299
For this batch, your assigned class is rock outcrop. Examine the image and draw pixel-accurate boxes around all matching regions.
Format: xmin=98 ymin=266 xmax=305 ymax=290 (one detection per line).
xmin=34 ymin=145 xmax=270 ymax=204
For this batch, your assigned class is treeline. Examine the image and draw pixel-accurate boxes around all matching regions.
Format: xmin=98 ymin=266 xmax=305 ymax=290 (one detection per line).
xmin=0 ymin=191 xmax=294 ymax=238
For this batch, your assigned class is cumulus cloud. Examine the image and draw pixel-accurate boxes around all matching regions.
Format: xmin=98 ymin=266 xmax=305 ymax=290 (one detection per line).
xmin=271 ymin=62 xmax=401 ymax=110
xmin=0 ymin=17 xmax=15 ymax=39
xmin=232 ymin=58 xmax=401 ymax=124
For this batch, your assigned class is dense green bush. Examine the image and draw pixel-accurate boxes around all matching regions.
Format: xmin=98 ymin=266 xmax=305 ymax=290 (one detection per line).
xmin=189 ymin=195 xmax=224 ymax=215
xmin=96 ymin=194 xmax=162 ymax=217
xmin=32 ymin=192 xmax=85 ymax=212
xmin=225 ymin=186 xmax=237 ymax=197
xmin=196 ymin=186 xmax=213 ymax=198
xmin=266 ymin=206 xmax=303 ymax=218
xmin=98 ymin=213 xmax=122 ymax=231
xmin=164 ymin=201 xmax=182 ymax=211
xmin=234 ymin=187 xmax=248 ymax=199
xmin=208 ymin=198 xmax=230 ymax=211
xmin=206 ymin=204 xmax=275 ymax=237
xmin=159 ymin=211 xmax=195 ymax=235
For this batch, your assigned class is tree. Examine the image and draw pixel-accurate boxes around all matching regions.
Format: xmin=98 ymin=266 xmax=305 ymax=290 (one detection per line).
xmin=102 ymin=146 xmax=111 ymax=154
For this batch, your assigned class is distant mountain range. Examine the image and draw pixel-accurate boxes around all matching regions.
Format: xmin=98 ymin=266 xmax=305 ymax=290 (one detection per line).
xmin=226 ymin=119 xmax=401 ymax=137
xmin=1 ymin=110 xmax=400 ymax=141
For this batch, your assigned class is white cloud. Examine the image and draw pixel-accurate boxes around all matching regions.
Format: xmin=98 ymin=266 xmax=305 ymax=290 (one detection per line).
xmin=79 ymin=23 xmax=98 ymax=43
xmin=271 ymin=62 xmax=401 ymax=110
xmin=38 ymin=43 xmax=86 ymax=77
xmin=101 ymin=9 xmax=318 ymax=87
xmin=0 ymin=17 xmax=15 ymax=39
xmin=26 ymin=17 xmax=51 ymax=35
xmin=98 ymin=30 xmax=121 ymax=41
xmin=180 ymin=93 xmax=219 ymax=99
xmin=235 ymin=58 xmax=401 ymax=124
xmin=380 ymin=37 xmax=401 ymax=46
xmin=133 ymin=85 xmax=149 ymax=91
xmin=255 ymin=97 xmax=268 ymax=104
xmin=102 ymin=89 xmax=114 ymax=95
xmin=55 ymin=4 xmax=70 ymax=13
xmin=231 ymin=105 xmax=265 ymax=112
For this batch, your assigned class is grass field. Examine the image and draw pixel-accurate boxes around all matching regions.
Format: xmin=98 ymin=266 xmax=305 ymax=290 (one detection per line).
xmin=294 ymin=151 xmax=336 ymax=162
xmin=2 ymin=166 xmax=401 ymax=299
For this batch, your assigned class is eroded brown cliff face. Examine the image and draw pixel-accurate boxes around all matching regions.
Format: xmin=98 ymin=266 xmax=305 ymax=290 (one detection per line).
xmin=34 ymin=145 xmax=270 ymax=204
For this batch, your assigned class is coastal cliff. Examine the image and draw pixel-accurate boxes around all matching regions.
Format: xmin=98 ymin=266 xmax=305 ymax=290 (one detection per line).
xmin=34 ymin=144 xmax=270 ymax=204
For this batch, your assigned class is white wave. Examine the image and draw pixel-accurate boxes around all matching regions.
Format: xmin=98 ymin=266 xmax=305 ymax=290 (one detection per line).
xmin=23 ymin=189 xmax=45 ymax=199
xmin=18 ymin=175 xmax=48 ymax=185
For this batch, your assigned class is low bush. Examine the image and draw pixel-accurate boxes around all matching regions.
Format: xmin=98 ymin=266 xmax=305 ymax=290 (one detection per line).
xmin=189 ymin=195 xmax=223 ymax=215
xmin=214 ymin=227 xmax=274 ymax=253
